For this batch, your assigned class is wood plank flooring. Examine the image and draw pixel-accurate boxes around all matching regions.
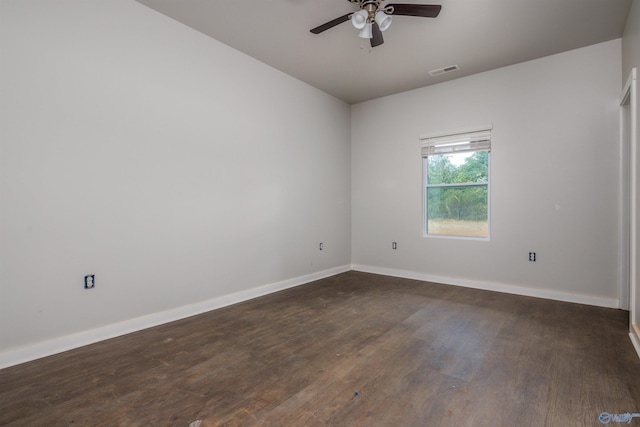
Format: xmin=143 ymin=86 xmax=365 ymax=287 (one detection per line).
xmin=1 ymin=271 xmax=639 ymax=426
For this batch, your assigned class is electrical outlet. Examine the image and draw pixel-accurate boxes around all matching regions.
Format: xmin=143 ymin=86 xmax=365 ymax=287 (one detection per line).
xmin=528 ymin=252 xmax=536 ymax=262
xmin=392 ymin=242 xmax=398 ymax=250
xmin=319 ymin=242 xmax=323 ymax=251
xmin=84 ymin=274 xmax=95 ymax=289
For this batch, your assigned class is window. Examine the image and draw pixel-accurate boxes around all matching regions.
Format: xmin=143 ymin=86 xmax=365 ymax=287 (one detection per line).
xmin=421 ymin=127 xmax=491 ymax=238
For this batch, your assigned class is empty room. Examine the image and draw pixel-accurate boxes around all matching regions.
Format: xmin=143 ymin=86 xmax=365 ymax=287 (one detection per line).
xmin=1 ymin=0 xmax=640 ymax=425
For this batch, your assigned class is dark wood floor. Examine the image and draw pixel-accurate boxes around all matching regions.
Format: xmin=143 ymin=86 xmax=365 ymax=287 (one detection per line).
xmin=1 ymin=271 xmax=639 ymax=426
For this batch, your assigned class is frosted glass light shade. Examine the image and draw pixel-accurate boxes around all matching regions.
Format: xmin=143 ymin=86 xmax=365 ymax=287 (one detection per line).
xmin=351 ymin=10 xmax=368 ymax=29
xmin=358 ymin=23 xmax=373 ymax=39
xmin=375 ymin=11 xmax=392 ymax=31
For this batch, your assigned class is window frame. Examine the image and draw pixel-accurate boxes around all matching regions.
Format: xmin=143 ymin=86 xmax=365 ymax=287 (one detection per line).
xmin=420 ymin=126 xmax=492 ymax=240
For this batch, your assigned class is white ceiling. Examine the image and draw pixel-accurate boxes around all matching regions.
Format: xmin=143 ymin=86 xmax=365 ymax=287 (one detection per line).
xmin=135 ymin=0 xmax=633 ymax=104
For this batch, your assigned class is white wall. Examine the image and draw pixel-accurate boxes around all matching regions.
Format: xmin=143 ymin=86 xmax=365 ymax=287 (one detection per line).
xmin=0 ymin=0 xmax=632 ymax=368
xmin=0 ymin=0 xmax=351 ymax=364
xmin=623 ymin=0 xmax=640 ymax=82
xmin=352 ymin=40 xmax=622 ymax=305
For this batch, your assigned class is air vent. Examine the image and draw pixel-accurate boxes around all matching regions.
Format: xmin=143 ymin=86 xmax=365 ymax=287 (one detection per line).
xmin=428 ymin=65 xmax=460 ymax=77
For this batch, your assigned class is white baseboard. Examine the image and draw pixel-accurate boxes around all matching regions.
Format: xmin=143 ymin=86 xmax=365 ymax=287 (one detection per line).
xmin=351 ymin=264 xmax=620 ymax=309
xmin=0 ymin=265 xmax=351 ymax=370
xmin=631 ymin=324 xmax=640 ymax=360
xmin=630 ymin=332 xmax=640 ymax=360
xmin=0 ymin=264 xmax=624 ymax=369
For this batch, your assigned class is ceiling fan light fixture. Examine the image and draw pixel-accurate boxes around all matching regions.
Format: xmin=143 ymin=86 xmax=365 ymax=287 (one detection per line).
xmin=351 ymin=10 xmax=369 ymax=29
xmin=310 ymin=2 xmax=442 ymax=48
xmin=374 ymin=11 xmax=392 ymax=31
xmin=358 ymin=22 xmax=373 ymax=39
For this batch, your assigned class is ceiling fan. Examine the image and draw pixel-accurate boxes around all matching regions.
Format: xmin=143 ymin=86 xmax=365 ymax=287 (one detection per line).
xmin=310 ymin=1 xmax=441 ymax=48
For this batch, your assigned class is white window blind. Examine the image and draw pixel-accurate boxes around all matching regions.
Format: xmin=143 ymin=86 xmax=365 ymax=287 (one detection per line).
xmin=421 ymin=128 xmax=491 ymax=157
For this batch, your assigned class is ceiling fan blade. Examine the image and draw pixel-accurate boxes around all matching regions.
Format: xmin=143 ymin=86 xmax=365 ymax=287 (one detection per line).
xmin=310 ymin=13 xmax=351 ymax=34
xmin=371 ymin=22 xmax=384 ymax=47
xmin=387 ymin=4 xmax=442 ymax=18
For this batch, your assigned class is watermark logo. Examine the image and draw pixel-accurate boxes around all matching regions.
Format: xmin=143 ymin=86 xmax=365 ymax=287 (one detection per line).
xmin=599 ymin=412 xmax=640 ymax=424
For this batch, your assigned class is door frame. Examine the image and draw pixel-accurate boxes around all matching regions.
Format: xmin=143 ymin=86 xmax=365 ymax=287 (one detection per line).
xmin=621 ymin=68 xmax=640 ymax=357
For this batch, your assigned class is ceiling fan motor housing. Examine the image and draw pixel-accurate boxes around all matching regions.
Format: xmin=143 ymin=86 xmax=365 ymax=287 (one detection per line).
xmin=358 ymin=0 xmax=384 ymax=21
